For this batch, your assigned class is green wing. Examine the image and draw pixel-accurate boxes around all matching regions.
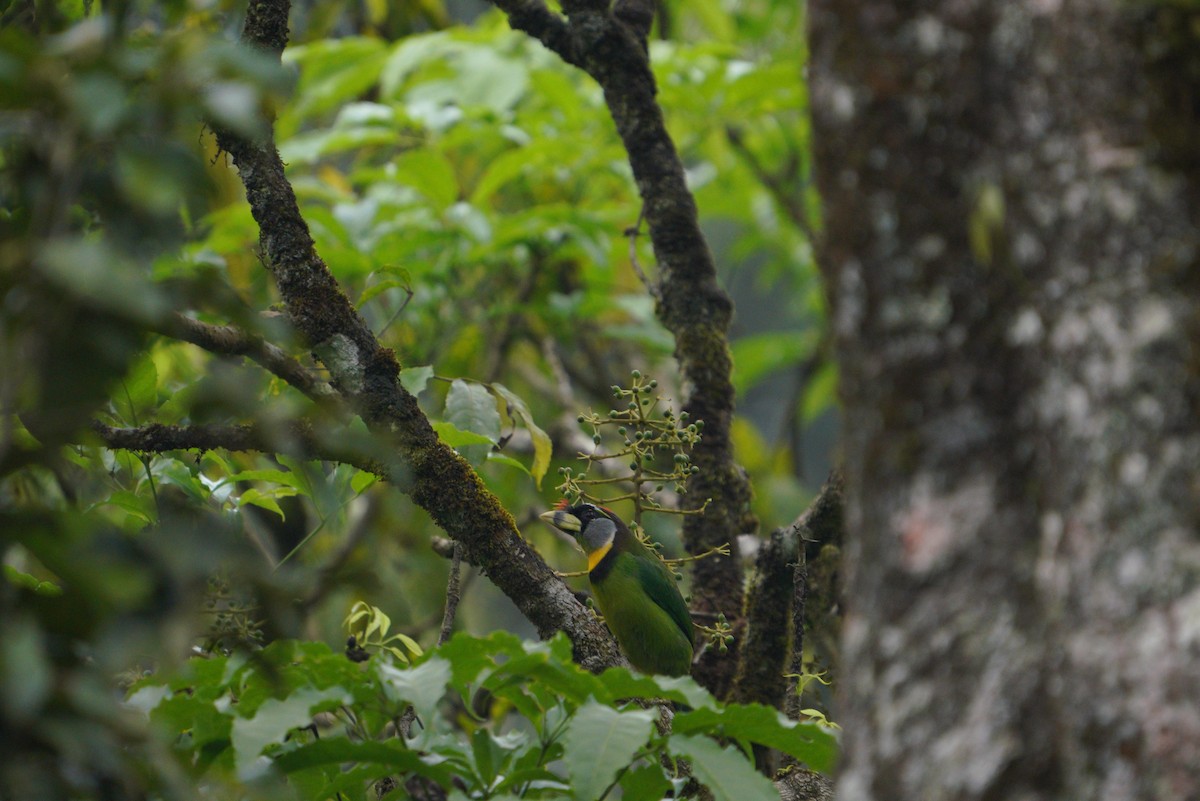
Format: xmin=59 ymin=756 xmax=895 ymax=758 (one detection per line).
xmin=634 ymin=551 xmax=694 ymax=647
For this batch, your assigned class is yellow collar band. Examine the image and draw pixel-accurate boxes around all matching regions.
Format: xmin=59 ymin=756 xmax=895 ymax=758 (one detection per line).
xmin=587 ymin=540 xmax=613 ymax=572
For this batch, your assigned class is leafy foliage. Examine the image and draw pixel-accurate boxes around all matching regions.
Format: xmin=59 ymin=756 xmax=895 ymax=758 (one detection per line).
xmin=0 ymin=0 xmax=829 ymax=797
xmin=130 ymin=631 xmax=837 ymax=799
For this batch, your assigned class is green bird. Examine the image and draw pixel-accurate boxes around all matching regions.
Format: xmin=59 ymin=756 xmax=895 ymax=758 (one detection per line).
xmin=540 ymin=502 xmax=694 ymax=676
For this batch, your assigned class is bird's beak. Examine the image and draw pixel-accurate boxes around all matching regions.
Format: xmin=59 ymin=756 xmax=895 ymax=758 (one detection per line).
xmin=539 ymin=509 xmax=581 ymax=533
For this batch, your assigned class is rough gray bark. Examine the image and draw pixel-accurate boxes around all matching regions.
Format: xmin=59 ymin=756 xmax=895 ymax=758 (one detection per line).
xmin=810 ymin=2 xmax=1200 ymax=800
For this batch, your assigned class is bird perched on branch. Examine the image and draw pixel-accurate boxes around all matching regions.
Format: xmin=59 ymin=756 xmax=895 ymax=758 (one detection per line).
xmin=540 ymin=501 xmax=694 ymax=676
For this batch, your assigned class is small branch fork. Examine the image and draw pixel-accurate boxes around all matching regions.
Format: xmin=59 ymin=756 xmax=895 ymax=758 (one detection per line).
xmin=196 ymin=0 xmax=624 ymax=674
xmin=156 ymin=313 xmax=337 ymax=406
xmin=488 ymin=0 xmax=753 ymax=698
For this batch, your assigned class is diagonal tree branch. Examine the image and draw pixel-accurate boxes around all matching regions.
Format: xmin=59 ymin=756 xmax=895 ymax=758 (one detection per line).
xmin=155 ymin=313 xmax=336 ymax=404
xmin=91 ymin=420 xmax=391 ymax=476
xmin=491 ymin=0 xmax=753 ymax=698
xmin=490 ymin=0 xmax=577 ymax=64
xmin=205 ymin=0 xmax=623 ymax=673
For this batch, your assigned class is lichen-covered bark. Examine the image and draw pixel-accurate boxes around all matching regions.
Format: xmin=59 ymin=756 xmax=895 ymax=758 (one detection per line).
xmin=215 ymin=0 xmax=623 ymax=675
xmin=811 ymin=1 xmax=1200 ymax=799
xmin=730 ymin=526 xmax=796 ymax=709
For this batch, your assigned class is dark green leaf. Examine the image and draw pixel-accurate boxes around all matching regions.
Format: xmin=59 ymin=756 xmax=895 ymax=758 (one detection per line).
xmin=620 ymin=763 xmax=672 ymax=801
xmin=272 ymin=738 xmax=453 ymax=785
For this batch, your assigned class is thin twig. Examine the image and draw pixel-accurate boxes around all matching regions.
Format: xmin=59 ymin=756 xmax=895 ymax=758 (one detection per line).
xmin=300 ymin=496 xmax=379 ymax=613
xmin=91 ymin=420 xmax=394 ymax=479
xmin=438 ymin=543 xmax=464 ymax=646
xmin=158 ymin=313 xmax=337 ymax=405
xmin=724 ymin=125 xmax=816 ymax=243
xmin=624 ymin=206 xmax=661 ymax=300
xmin=663 ymin=542 xmax=730 ymax=566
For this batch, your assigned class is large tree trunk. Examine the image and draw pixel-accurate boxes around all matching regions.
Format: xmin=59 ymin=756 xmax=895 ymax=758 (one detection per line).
xmin=809 ymin=2 xmax=1200 ymax=799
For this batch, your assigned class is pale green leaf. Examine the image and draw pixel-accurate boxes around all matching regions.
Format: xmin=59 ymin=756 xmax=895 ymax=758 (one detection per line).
xmin=485 ymin=452 xmax=531 ymax=476
xmin=231 ymin=687 xmax=351 ymax=778
xmin=432 ymin=421 xmax=496 ymax=448
xmin=386 ymin=632 xmax=424 ymax=658
xmin=238 ymin=488 xmax=287 ymax=519
xmin=445 ymin=380 xmax=501 ymax=441
xmin=377 ymin=656 xmax=451 ymax=729
xmin=357 ymin=278 xmax=411 ymax=308
xmin=564 ymin=702 xmax=655 ymax=801
xmin=668 ymin=734 xmax=777 ymax=801
xmin=489 ymin=383 xmax=551 ymax=488
xmin=400 ymin=365 xmax=434 ymax=398
xmin=673 ymin=704 xmax=838 ymax=773
xmin=351 ymin=471 xmax=377 ymax=494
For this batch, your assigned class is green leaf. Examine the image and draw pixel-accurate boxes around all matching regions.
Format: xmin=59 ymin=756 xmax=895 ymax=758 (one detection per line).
xmin=445 ymin=380 xmax=501 ymax=441
xmin=433 ymin=421 xmax=496 ymax=448
xmin=351 ymin=470 xmax=377 ymax=494
xmin=2 ymin=565 xmax=62 ymax=596
xmin=469 ymin=147 xmax=529 ymax=206
xmin=668 ymin=734 xmax=778 ymax=801
xmin=115 ymin=354 xmax=157 ymax=423
xmin=99 ymin=489 xmax=155 ymax=525
xmin=801 ymin=361 xmax=838 ymax=424
xmin=221 ymin=468 xmax=304 ymax=491
xmin=400 ymin=365 xmax=434 ymax=398
xmin=284 ymin=37 xmax=389 ymax=124
xmin=394 ymin=148 xmax=459 ymax=210
xmin=150 ymin=693 xmax=233 ymax=759
xmin=563 ymin=702 xmax=656 ymax=801
xmin=490 ymin=382 xmax=552 ymax=488
xmin=237 ymin=488 xmax=290 ymax=519
xmin=485 ymin=451 xmax=532 ymax=476
xmin=442 ymin=379 xmax=500 ymax=464
xmin=387 ymin=632 xmax=424 ymax=658
xmin=436 ymin=630 xmax=527 ymax=694
xmin=620 ymin=763 xmax=672 ymax=801
xmin=594 ymin=669 xmax=717 ymax=711
xmin=366 ymin=606 xmax=392 ymax=641
xmin=231 ymin=686 xmax=352 ymax=778
xmin=377 ymin=656 xmax=451 ymax=730
xmin=272 ymin=738 xmax=452 ymax=785
xmin=358 ymin=277 xmax=412 ymax=308
xmin=672 ymin=704 xmax=838 ymax=774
